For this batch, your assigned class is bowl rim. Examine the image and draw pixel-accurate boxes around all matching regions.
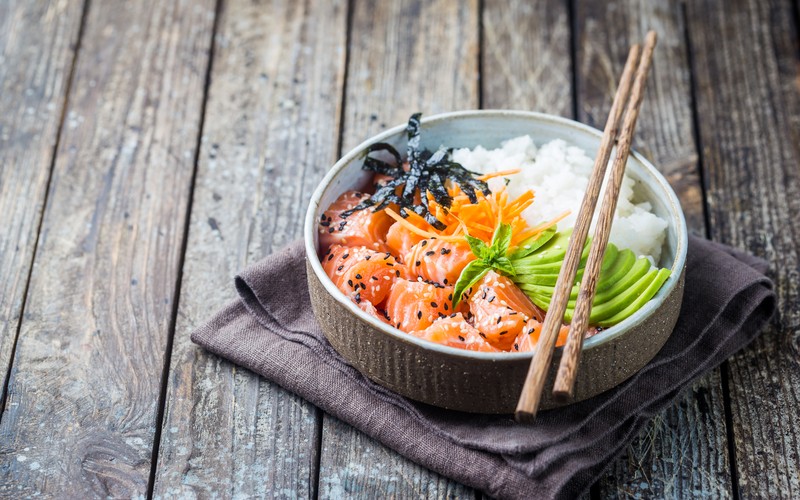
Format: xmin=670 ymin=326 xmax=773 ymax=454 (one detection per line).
xmin=304 ymin=109 xmax=689 ymax=360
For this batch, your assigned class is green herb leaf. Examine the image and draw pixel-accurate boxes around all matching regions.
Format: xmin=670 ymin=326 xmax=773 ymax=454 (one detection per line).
xmin=493 ymin=257 xmax=516 ymax=276
xmin=491 ymin=223 xmax=513 ymax=255
xmin=452 ymin=260 xmax=490 ymax=308
xmin=465 ymin=234 xmax=490 ymax=260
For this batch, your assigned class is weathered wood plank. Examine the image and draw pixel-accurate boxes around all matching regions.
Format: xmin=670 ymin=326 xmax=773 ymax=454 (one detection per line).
xmin=481 ymin=0 xmax=572 ymax=115
xmin=0 ymin=0 xmax=85 ymax=407
xmin=686 ymin=0 xmax=800 ymax=497
xmin=153 ymin=0 xmax=347 ymax=497
xmin=318 ymin=0 xmax=479 ymax=497
xmin=573 ymin=1 xmax=734 ymax=497
xmin=0 ymin=0 xmax=216 ymax=496
xmin=339 ymin=0 xmax=480 ymax=152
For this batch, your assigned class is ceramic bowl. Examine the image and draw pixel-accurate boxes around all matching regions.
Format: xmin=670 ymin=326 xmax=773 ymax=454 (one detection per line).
xmin=304 ymin=110 xmax=687 ymax=414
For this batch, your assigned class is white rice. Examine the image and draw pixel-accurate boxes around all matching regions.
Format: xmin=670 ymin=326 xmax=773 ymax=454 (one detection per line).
xmin=451 ymin=136 xmax=669 ymax=264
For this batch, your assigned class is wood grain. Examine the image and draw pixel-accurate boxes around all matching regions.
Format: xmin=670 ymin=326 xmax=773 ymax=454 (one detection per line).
xmin=340 ymin=0 xmax=480 ymax=152
xmin=481 ymin=0 xmax=573 ymax=113
xmin=317 ymin=0 xmax=479 ymax=497
xmin=687 ymin=0 xmax=800 ymax=496
xmin=0 ymin=0 xmax=216 ymax=496
xmin=152 ymin=0 xmax=347 ymax=497
xmin=0 ymin=0 xmax=85 ymax=408
xmin=574 ymin=1 xmax=734 ymax=497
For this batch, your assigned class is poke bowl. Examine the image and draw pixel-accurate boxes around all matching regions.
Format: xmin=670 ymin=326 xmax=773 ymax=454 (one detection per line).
xmin=304 ymin=110 xmax=687 ymax=414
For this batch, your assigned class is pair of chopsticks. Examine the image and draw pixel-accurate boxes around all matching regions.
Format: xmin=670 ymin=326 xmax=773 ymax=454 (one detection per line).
xmin=515 ymin=31 xmax=658 ymax=423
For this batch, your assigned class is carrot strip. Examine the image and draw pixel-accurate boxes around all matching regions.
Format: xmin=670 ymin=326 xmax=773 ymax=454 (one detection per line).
xmin=476 ymin=168 xmax=522 ymax=181
xmin=384 ymin=207 xmax=465 ymax=242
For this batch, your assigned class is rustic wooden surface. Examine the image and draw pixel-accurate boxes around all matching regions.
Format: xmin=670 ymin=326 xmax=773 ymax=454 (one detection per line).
xmin=0 ymin=0 xmax=85 ymax=413
xmin=687 ymin=0 xmax=800 ymax=497
xmin=0 ymin=0 xmax=798 ymax=498
xmin=0 ymin=0 xmax=216 ymax=496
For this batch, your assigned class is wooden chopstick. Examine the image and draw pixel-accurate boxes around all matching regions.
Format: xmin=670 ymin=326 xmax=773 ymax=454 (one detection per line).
xmin=552 ymin=31 xmax=658 ymax=401
xmin=514 ymin=34 xmax=653 ymax=423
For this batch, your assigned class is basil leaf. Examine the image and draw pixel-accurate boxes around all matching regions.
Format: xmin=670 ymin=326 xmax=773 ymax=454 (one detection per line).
xmin=465 ymin=234 xmax=490 ymax=260
xmin=493 ymin=257 xmax=516 ymax=276
xmin=491 ymin=223 xmax=513 ymax=255
xmin=452 ymin=260 xmax=490 ymax=308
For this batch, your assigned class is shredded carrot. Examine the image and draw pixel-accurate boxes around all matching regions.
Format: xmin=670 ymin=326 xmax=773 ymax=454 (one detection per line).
xmin=384 ymin=207 xmax=465 ymax=242
xmin=381 ymin=181 xmax=568 ymax=250
xmin=476 ymin=168 xmax=522 ymax=181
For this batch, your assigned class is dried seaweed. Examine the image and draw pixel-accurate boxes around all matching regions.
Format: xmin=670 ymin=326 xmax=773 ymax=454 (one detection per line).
xmin=340 ymin=113 xmax=490 ymax=229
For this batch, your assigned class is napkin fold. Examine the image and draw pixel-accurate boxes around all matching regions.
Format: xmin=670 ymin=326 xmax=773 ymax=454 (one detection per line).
xmin=192 ymin=236 xmax=775 ymax=499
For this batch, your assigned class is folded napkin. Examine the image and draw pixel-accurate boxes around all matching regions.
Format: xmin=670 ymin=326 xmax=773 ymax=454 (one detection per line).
xmin=192 ymin=236 xmax=775 ymax=499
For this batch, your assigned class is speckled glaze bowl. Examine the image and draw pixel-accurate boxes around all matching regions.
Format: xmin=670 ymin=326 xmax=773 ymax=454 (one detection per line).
xmin=304 ymin=110 xmax=687 ymax=414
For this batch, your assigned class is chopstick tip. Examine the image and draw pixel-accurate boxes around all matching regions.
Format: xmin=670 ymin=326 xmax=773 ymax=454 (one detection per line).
xmin=514 ymin=409 xmax=537 ymax=424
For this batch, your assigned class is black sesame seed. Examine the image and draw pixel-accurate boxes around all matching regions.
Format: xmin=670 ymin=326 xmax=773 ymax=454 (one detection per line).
xmin=365 ymin=255 xmax=371 ymax=260
xmin=320 ymin=220 xmax=330 ymax=227
xmin=320 ymin=214 xmax=326 ymax=222
xmin=386 ymin=262 xmax=394 ymax=267
xmin=496 ymin=316 xmax=502 ymax=325
xmin=395 ymin=270 xmax=400 ymax=277
xmin=443 ymin=278 xmax=448 ymax=285
xmin=441 ymin=248 xmax=451 ymax=255
xmin=347 ymin=279 xmax=353 ymax=287
xmin=448 ymin=293 xmax=453 ymax=301
xmin=415 ymin=261 xmax=421 ymax=267
xmin=327 ymin=254 xmax=334 ymax=261
xmin=355 ymin=273 xmax=362 ymax=279
xmin=488 ymin=295 xmax=495 ymax=303
xmin=421 ymin=240 xmax=428 ymax=247
xmin=342 ymin=253 xmax=349 ymax=259
xmin=444 ymin=303 xmax=449 ymax=311
xmin=450 ymin=313 xmax=458 ymax=318
xmin=360 ymin=283 xmax=366 ymax=290
xmin=479 ymin=332 xmax=486 ymax=338
xmin=337 ymin=265 xmax=344 ymax=271
xmin=371 ymin=276 xmax=378 ymax=281
xmin=458 ymin=335 xmax=465 ymax=342
xmin=417 ymin=311 xmax=422 ymax=319
xmin=425 ymin=251 xmax=435 ymax=256
xmin=430 ymin=301 xmax=438 ymax=308
xmin=328 ymin=227 xmax=335 ymax=233
xmin=514 ymin=343 xmax=519 ymax=351
xmin=499 ymin=330 xmax=508 ymax=335
xmin=438 ymin=312 xmax=446 ymax=318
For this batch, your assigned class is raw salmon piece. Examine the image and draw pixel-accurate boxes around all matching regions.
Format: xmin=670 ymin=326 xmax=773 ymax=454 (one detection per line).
xmin=411 ymin=313 xmax=499 ymax=352
xmin=322 ymin=245 xmax=407 ymax=305
xmin=318 ymin=191 xmax=393 ymax=252
xmin=357 ymin=299 xmax=391 ymax=325
xmin=405 ymin=239 xmax=475 ymax=286
xmin=385 ymin=278 xmax=459 ymax=332
xmin=468 ymin=271 xmax=543 ymax=351
xmin=514 ymin=319 xmax=570 ymax=352
xmin=385 ymin=221 xmax=425 ymax=260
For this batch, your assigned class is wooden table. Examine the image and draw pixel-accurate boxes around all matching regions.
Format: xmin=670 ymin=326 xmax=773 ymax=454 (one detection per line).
xmin=1 ymin=0 xmax=798 ymax=497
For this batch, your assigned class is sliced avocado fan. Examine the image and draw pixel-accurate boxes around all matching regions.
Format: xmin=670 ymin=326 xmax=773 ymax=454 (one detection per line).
xmin=509 ymin=228 xmax=671 ymax=327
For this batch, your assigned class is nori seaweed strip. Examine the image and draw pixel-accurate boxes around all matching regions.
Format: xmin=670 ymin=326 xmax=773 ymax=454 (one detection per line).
xmin=365 ymin=142 xmax=403 ymax=164
xmin=340 ymin=113 xmax=492 ymax=229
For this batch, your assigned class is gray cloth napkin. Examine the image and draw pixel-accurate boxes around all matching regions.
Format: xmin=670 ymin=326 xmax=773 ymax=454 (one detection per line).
xmin=192 ymin=236 xmax=776 ymax=499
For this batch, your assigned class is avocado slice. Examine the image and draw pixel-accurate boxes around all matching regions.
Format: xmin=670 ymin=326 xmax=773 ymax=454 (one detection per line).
xmin=510 ymin=230 xmax=670 ymax=327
